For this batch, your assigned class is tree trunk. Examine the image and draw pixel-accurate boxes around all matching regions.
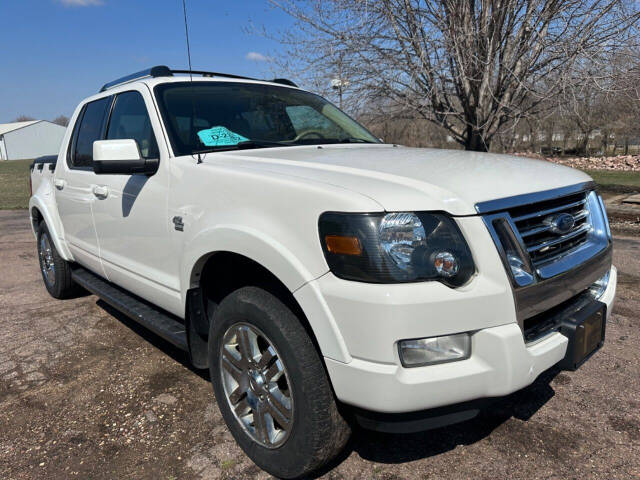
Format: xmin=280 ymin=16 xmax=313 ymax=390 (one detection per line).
xmin=577 ymin=132 xmax=590 ymax=156
xmin=464 ymin=129 xmax=490 ymax=152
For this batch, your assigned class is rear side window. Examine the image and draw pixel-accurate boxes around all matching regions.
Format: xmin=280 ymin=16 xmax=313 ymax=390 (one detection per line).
xmin=106 ymin=91 xmax=159 ymax=159
xmin=70 ymin=97 xmax=111 ymax=169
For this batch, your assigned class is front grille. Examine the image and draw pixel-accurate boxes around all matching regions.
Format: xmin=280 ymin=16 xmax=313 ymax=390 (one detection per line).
xmin=479 ymin=184 xmax=611 ymax=340
xmin=507 ymin=191 xmax=591 ymax=267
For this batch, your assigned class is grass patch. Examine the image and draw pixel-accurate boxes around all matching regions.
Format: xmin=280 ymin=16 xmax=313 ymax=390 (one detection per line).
xmin=582 ymin=169 xmax=640 ymax=194
xmin=220 ymin=459 xmax=236 ymax=470
xmin=0 ymin=159 xmax=32 ymax=209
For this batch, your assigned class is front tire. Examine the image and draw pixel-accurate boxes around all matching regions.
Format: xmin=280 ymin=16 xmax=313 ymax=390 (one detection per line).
xmin=208 ymin=287 xmax=350 ymax=479
xmin=37 ymin=221 xmax=77 ymax=299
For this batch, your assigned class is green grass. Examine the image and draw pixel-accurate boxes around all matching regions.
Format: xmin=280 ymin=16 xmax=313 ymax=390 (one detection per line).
xmin=582 ymin=169 xmax=640 ymax=194
xmin=0 ymin=159 xmax=32 ymax=209
xmin=220 ymin=459 xmax=236 ymax=470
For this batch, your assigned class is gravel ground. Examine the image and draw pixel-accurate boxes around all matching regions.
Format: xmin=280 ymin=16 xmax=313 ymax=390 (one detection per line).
xmin=514 ymin=153 xmax=640 ymax=172
xmin=0 ymin=209 xmax=638 ymax=480
xmin=550 ymin=155 xmax=640 ymax=172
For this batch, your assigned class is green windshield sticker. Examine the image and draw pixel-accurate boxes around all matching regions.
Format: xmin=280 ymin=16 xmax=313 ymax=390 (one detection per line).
xmin=197 ymin=126 xmax=249 ymax=147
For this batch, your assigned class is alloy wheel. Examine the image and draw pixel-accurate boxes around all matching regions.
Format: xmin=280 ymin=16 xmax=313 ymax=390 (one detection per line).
xmin=39 ymin=233 xmax=55 ymax=286
xmin=219 ymin=323 xmax=293 ymax=448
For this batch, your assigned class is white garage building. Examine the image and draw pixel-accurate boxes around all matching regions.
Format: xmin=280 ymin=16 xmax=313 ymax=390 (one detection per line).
xmin=0 ymin=121 xmax=67 ymax=160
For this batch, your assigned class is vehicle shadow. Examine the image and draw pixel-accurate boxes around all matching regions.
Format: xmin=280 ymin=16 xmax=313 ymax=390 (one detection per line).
xmin=95 ymin=300 xmax=210 ymax=382
xmin=95 ymin=298 xmax=559 ymax=475
xmin=313 ymin=367 xmax=561 ymax=477
xmin=121 ymin=175 xmax=149 ymax=217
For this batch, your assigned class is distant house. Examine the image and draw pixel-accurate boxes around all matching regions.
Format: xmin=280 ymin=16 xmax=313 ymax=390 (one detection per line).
xmin=0 ymin=121 xmax=66 ymax=160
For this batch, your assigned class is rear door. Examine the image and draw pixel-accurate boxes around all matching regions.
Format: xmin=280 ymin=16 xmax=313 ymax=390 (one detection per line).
xmin=55 ymin=96 xmax=111 ymax=276
xmin=90 ymin=88 xmax=180 ymax=315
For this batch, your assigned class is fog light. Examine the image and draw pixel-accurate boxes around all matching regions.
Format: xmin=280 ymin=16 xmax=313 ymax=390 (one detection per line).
xmin=399 ymin=333 xmax=471 ymax=367
xmin=589 ymin=271 xmax=610 ymax=299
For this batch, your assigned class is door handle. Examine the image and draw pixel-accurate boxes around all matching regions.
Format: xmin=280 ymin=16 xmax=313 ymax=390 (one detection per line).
xmin=54 ymin=179 xmax=65 ymax=190
xmin=92 ymin=185 xmax=109 ymax=198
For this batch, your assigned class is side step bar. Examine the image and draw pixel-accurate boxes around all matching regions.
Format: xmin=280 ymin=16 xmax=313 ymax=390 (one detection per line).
xmin=72 ymin=267 xmax=188 ymax=351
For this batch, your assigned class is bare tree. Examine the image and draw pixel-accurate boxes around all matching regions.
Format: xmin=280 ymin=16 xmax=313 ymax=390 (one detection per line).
xmin=52 ymin=115 xmax=69 ymax=127
xmin=557 ymin=40 xmax=640 ymax=155
xmin=13 ymin=115 xmax=35 ymax=122
xmin=270 ymin=0 xmax=639 ymax=151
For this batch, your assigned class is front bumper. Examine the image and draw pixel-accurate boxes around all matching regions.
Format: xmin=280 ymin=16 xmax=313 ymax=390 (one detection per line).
xmin=324 ymin=265 xmax=616 ymax=414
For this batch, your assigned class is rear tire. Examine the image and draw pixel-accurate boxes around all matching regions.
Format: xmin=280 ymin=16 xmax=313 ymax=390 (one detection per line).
xmin=37 ymin=221 xmax=77 ymax=299
xmin=208 ymin=286 xmax=351 ymax=479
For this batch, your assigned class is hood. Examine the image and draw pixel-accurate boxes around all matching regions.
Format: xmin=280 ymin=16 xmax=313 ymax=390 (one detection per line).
xmin=206 ymin=145 xmax=592 ymax=215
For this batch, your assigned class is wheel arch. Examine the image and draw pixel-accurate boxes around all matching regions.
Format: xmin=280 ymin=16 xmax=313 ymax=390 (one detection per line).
xmin=29 ymin=198 xmax=73 ymax=261
xmin=184 ymin=238 xmax=350 ymax=367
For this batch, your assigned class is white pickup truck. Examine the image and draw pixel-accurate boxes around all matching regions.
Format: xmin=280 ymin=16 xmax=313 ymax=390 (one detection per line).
xmin=30 ymin=66 xmax=616 ymax=479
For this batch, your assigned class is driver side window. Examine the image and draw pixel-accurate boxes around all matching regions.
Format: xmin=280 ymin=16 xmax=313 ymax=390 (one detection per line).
xmin=106 ymin=91 xmax=159 ymax=159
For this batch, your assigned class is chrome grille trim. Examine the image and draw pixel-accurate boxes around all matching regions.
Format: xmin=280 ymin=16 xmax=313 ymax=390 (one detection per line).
xmin=475 ymin=181 xmax=595 ymax=214
xmin=510 ymin=198 xmax=586 ymax=223
xmin=517 ymin=209 xmax=593 ymax=238
xmin=479 ymin=184 xmax=612 ymax=333
xmin=504 ymin=189 xmax=595 ymax=270
xmin=525 ymin=223 xmax=591 ymax=255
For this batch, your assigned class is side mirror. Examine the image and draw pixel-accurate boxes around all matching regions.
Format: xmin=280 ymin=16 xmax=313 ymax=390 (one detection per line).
xmin=93 ymin=139 xmax=158 ymax=175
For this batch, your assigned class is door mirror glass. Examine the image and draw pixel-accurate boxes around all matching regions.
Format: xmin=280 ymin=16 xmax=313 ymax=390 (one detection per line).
xmin=93 ymin=139 xmax=157 ymax=175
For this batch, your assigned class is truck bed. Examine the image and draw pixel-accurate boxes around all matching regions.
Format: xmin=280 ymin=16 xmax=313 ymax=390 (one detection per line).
xmin=30 ymin=155 xmax=57 ymax=194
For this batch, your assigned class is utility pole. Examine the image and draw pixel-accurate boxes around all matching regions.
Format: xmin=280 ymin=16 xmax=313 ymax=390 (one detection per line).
xmin=331 ymin=54 xmax=349 ymax=109
xmin=331 ymin=78 xmax=346 ymax=108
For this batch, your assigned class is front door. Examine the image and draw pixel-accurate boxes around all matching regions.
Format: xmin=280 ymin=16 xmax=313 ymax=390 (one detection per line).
xmin=55 ymin=96 xmax=112 ymax=276
xmin=90 ymin=88 xmax=181 ymax=315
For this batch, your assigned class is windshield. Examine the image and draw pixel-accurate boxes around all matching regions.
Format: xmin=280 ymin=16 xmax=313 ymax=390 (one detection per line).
xmin=154 ymin=82 xmax=379 ymax=156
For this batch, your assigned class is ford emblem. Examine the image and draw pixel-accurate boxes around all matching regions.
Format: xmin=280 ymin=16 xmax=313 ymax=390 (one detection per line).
xmin=548 ymin=213 xmax=575 ymax=234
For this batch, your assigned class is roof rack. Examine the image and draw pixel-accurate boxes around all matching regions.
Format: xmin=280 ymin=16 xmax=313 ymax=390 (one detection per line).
xmin=272 ymin=78 xmax=298 ymax=87
xmin=99 ymin=65 xmax=298 ymax=92
xmin=100 ymin=65 xmax=172 ymax=92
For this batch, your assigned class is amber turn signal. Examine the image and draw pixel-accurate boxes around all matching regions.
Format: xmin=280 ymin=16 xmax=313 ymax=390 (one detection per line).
xmin=324 ymin=235 xmax=362 ymax=256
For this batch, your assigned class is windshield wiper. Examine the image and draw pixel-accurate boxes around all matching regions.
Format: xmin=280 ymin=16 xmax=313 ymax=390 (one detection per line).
xmin=191 ymin=139 xmax=293 ymax=155
xmin=237 ymin=139 xmax=294 ymax=149
xmin=190 ymin=137 xmax=375 ymax=155
xmin=306 ymin=138 xmax=376 ymax=145
xmin=338 ymin=137 xmax=376 ymax=143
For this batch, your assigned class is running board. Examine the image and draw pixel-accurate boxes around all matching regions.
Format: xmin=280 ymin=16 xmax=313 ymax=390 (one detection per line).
xmin=71 ymin=267 xmax=188 ymax=351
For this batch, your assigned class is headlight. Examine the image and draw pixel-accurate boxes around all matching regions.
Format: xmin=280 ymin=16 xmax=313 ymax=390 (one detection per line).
xmin=319 ymin=211 xmax=475 ymax=286
xmin=379 ymin=212 xmax=426 ymax=270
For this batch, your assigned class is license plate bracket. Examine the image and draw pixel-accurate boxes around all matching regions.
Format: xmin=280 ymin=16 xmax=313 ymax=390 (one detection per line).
xmin=558 ymin=301 xmax=606 ymax=371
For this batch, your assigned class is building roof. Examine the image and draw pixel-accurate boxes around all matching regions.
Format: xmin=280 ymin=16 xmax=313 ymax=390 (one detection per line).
xmin=0 ymin=120 xmax=41 ymax=135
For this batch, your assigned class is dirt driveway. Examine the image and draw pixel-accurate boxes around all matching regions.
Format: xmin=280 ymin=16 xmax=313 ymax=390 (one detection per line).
xmin=0 ymin=209 xmax=638 ymax=479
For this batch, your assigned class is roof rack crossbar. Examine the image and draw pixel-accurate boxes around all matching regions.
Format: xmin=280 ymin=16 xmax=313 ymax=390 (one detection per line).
xmin=99 ymin=65 xmax=298 ymax=92
xmin=171 ymin=69 xmax=258 ymax=81
xmin=271 ymin=78 xmax=298 ymax=87
xmin=100 ymin=65 xmax=172 ymax=92
xmin=171 ymin=70 xmax=298 ymax=87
